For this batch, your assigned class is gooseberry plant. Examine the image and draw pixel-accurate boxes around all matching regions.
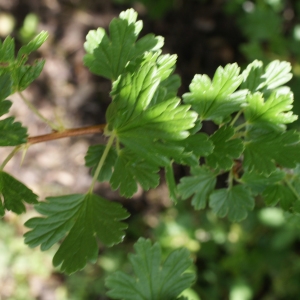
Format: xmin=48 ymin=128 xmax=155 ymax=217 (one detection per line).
xmin=1 ymin=8 xmax=300 ymax=299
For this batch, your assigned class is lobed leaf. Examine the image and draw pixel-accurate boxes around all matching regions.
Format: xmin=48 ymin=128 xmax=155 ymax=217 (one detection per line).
xmin=85 ymin=144 xmax=117 ymax=182
xmin=0 ymin=171 xmax=38 ymax=216
xmin=106 ymin=238 xmax=195 ymax=300
xmin=178 ymin=166 xmax=216 ymax=210
xmin=209 ymin=185 xmax=255 ymax=222
xmin=24 ymin=193 xmax=129 ymax=274
xmin=110 ymin=148 xmax=160 ymax=197
xmin=244 ymin=90 xmax=297 ymax=130
xmin=0 ymin=117 xmax=28 ymax=146
xmin=183 ymin=63 xmax=247 ymax=123
xmin=84 ymin=9 xmax=163 ymax=80
xmin=206 ymin=126 xmax=244 ymax=171
xmin=244 ymin=129 xmax=300 ymax=175
xmin=263 ymin=184 xmax=296 ymax=210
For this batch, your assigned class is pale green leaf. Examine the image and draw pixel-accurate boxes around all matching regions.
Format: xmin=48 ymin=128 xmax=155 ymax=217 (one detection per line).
xmin=183 ymin=63 xmax=247 ymax=122
xmin=84 ymin=9 xmax=163 ymax=80
xmin=244 ymin=91 xmax=297 ymax=130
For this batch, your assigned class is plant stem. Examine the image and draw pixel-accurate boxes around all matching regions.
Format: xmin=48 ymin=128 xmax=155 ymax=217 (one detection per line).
xmin=234 ymin=122 xmax=248 ymax=132
xmin=230 ymin=109 xmax=244 ymax=127
xmin=18 ymin=92 xmax=60 ymax=131
xmin=88 ymin=133 xmax=115 ymax=194
xmin=0 ymin=146 xmax=21 ymax=171
xmin=27 ymin=124 xmax=106 ymax=145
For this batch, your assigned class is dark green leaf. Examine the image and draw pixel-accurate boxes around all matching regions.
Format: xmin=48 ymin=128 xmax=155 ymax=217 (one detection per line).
xmin=25 ymin=193 xmax=129 ymax=274
xmin=263 ymin=184 xmax=296 ymax=210
xmin=0 ymin=171 xmax=38 ymax=216
xmin=178 ymin=166 xmax=216 ymax=210
xmin=165 ymin=162 xmax=178 ymax=202
xmin=244 ymin=129 xmax=300 ymax=174
xmin=106 ymin=238 xmax=195 ymax=300
xmin=0 ymin=73 xmax=12 ymax=100
xmin=206 ymin=126 xmax=244 ymax=171
xmin=0 ymin=117 xmax=27 ymax=146
xmin=110 ymin=149 xmax=160 ymax=197
xmin=240 ymin=169 xmax=285 ymax=195
xmin=17 ymin=60 xmax=45 ymax=91
xmin=85 ymin=144 xmax=117 ymax=182
xmin=209 ymin=185 xmax=255 ymax=222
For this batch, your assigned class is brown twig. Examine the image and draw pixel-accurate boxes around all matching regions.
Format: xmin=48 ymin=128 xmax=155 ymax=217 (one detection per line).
xmin=27 ymin=124 xmax=106 ymax=145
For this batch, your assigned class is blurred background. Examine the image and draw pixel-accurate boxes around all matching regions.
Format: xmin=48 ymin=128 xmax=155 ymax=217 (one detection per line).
xmin=1 ymin=0 xmax=300 ymax=299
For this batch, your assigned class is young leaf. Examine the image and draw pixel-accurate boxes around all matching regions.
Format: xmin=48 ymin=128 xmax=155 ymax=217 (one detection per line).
xmin=110 ymin=148 xmax=160 ymax=197
xmin=85 ymin=144 xmax=117 ymax=182
xmin=241 ymin=60 xmax=292 ymax=94
xmin=84 ymin=9 xmax=163 ymax=80
xmin=17 ymin=31 xmax=49 ymax=60
xmin=209 ymin=185 xmax=255 ymax=222
xmin=178 ymin=166 xmax=216 ymax=209
xmin=24 ymin=193 xmax=129 ymax=274
xmin=244 ymin=129 xmax=300 ymax=175
xmin=0 ymin=171 xmax=38 ymax=216
xmin=106 ymin=238 xmax=195 ymax=300
xmin=206 ymin=126 xmax=244 ymax=171
xmin=183 ymin=63 xmax=247 ymax=123
xmin=244 ymin=91 xmax=297 ymax=130
xmin=0 ymin=117 xmax=28 ymax=146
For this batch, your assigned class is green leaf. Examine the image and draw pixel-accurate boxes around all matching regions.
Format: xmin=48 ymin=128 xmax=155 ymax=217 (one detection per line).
xmin=106 ymin=238 xmax=195 ymax=300
xmin=0 ymin=117 xmax=27 ymax=146
xmin=206 ymin=126 xmax=244 ymax=171
xmin=244 ymin=129 xmax=300 ymax=174
xmin=17 ymin=60 xmax=45 ymax=91
xmin=110 ymin=148 xmax=160 ymax=197
xmin=85 ymin=144 xmax=117 ymax=182
xmin=263 ymin=184 xmax=296 ymax=210
xmin=183 ymin=63 xmax=247 ymax=122
xmin=0 ymin=73 xmax=12 ymax=100
xmin=244 ymin=91 xmax=297 ymax=130
xmin=24 ymin=193 xmax=129 ymax=274
xmin=0 ymin=36 xmax=15 ymax=62
xmin=241 ymin=60 xmax=292 ymax=94
xmin=0 ymin=100 xmax=12 ymax=116
xmin=17 ymin=31 xmax=48 ymax=61
xmin=240 ymin=169 xmax=285 ymax=195
xmin=0 ymin=171 xmax=38 ymax=216
xmin=171 ymin=133 xmax=214 ymax=165
xmin=209 ymin=185 xmax=255 ymax=222
xmin=84 ymin=9 xmax=163 ymax=80
xmin=178 ymin=166 xmax=216 ymax=210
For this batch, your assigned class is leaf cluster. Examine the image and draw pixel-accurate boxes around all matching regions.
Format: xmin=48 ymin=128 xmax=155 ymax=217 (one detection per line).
xmin=1 ymin=10 xmax=300 ymax=296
